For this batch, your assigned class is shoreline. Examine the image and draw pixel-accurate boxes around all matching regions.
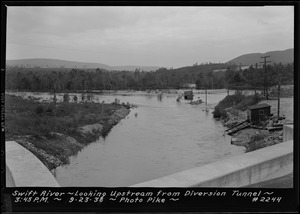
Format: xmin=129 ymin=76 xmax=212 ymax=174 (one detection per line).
xmin=15 ymin=107 xmax=131 ymax=170
xmin=220 ymin=97 xmax=293 ymax=152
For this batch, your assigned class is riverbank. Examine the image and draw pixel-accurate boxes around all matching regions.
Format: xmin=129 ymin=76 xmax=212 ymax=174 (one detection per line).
xmin=213 ymin=87 xmax=293 ymax=152
xmin=232 ymin=97 xmax=293 ymax=152
xmin=5 ymin=94 xmax=131 ymax=170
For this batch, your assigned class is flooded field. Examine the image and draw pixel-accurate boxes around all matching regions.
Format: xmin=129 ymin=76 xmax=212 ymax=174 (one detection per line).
xmin=7 ymin=90 xmax=245 ymax=186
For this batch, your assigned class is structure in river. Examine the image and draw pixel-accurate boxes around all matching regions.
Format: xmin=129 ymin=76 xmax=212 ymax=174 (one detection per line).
xmin=183 ymin=90 xmax=193 ymax=100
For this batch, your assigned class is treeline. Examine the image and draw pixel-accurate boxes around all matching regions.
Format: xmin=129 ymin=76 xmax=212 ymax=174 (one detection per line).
xmin=225 ymin=63 xmax=294 ymax=91
xmin=5 ymin=62 xmax=293 ymax=92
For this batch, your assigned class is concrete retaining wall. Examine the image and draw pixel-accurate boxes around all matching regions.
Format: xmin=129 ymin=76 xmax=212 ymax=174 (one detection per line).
xmin=283 ymin=124 xmax=293 ymax=142
xmin=5 ymin=141 xmax=60 ymax=187
xmin=6 ymin=165 xmax=15 ymax=187
xmin=132 ymin=140 xmax=293 ymax=187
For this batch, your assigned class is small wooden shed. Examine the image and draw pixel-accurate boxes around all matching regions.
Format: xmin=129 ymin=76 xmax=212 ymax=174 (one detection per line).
xmin=247 ymin=103 xmax=271 ymax=123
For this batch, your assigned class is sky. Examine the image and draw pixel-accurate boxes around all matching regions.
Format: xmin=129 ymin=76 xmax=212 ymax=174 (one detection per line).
xmin=6 ymin=6 xmax=294 ymax=68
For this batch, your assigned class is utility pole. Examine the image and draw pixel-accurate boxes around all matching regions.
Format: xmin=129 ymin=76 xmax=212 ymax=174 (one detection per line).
xmin=277 ymin=79 xmax=281 ymax=119
xmin=260 ymin=56 xmax=271 ymax=100
xmin=273 ymin=63 xmax=281 ymax=119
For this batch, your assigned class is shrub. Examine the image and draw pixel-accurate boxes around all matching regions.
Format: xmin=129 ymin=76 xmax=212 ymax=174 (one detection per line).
xmin=236 ymin=94 xmax=261 ymax=111
xmin=35 ymin=105 xmax=44 ymax=115
xmin=45 ymin=106 xmax=54 ymax=115
xmin=213 ymin=93 xmax=245 ymax=118
xmin=213 ymin=92 xmax=262 ymax=118
xmin=63 ymin=93 xmax=70 ymax=103
xmin=212 ymin=106 xmax=227 ymax=118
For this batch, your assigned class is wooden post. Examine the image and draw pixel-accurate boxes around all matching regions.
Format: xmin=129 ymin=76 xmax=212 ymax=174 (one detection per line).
xmin=277 ymin=79 xmax=281 ymax=119
xmin=53 ymin=82 xmax=57 ymax=106
xmin=205 ymin=88 xmax=207 ymax=105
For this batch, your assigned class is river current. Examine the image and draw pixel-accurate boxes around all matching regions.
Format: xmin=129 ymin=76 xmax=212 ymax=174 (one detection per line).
xmin=8 ymin=89 xmax=245 ymax=186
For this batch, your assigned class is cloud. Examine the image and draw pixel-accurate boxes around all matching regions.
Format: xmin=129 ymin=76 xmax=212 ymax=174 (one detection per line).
xmin=6 ymin=6 xmax=294 ymax=67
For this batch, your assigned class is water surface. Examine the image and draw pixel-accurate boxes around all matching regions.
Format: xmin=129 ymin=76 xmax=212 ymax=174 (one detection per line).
xmin=53 ymin=90 xmax=244 ymax=186
xmin=7 ymin=90 xmax=245 ymax=186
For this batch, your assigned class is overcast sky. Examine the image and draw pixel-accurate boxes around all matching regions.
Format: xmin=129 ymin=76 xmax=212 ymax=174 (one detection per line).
xmin=6 ymin=6 xmax=294 ymax=68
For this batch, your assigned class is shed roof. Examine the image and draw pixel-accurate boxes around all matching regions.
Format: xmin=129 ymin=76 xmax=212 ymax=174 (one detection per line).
xmin=248 ymin=103 xmax=271 ymax=110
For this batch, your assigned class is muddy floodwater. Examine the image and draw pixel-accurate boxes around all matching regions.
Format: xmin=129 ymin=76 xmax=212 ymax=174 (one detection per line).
xmin=8 ymin=90 xmax=245 ymax=186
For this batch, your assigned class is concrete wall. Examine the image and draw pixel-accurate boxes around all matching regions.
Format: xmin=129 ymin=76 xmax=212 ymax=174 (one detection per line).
xmin=6 ymin=165 xmax=15 ymax=187
xmin=283 ymin=124 xmax=293 ymax=142
xmin=132 ymin=140 xmax=293 ymax=187
xmin=5 ymin=141 xmax=60 ymax=187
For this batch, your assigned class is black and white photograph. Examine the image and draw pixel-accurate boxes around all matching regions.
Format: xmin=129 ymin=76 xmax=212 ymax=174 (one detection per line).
xmin=1 ymin=2 xmax=298 ymax=213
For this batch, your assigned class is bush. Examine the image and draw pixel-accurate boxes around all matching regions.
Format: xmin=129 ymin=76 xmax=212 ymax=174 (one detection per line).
xmin=236 ymin=94 xmax=261 ymax=111
xmin=45 ymin=106 xmax=54 ymax=115
xmin=213 ymin=93 xmax=245 ymax=118
xmin=35 ymin=105 xmax=44 ymax=115
xmin=212 ymin=106 xmax=227 ymax=118
xmin=63 ymin=93 xmax=70 ymax=103
xmin=213 ymin=92 xmax=261 ymax=118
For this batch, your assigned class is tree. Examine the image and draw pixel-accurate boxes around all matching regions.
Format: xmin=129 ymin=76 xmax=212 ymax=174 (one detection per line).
xmin=207 ymin=71 xmax=214 ymax=89
xmin=242 ymin=66 xmax=263 ymax=92
xmin=195 ymin=72 xmax=204 ymax=89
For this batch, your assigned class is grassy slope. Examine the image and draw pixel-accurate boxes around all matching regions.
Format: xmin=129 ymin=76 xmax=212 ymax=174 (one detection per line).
xmin=5 ymin=94 xmax=131 ymax=169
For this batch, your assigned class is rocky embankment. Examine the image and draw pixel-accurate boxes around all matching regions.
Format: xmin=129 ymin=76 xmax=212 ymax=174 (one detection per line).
xmin=226 ymin=96 xmax=293 ymax=152
xmin=78 ymin=107 xmax=130 ymax=137
xmin=15 ymin=133 xmax=84 ymax=170
xmin=216 ymin=88 xmax=293 ymax=152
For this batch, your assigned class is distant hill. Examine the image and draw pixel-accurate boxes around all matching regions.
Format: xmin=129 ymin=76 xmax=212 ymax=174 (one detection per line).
xmin=6 ymin=48 xmax=293 ymax=72
xmin=6 ymin=58 xmax=161 ymax=72
xmin=227 ymin=48 xmax=293 ymax=66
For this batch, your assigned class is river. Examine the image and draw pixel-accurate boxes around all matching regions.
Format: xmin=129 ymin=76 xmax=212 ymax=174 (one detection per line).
xmin=7 ymin=89 xmax=245 ymax=186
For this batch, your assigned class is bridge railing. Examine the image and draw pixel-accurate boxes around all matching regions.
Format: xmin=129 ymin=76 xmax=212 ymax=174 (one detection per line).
xmin=5 ymin=141 xmax=60 ymax=187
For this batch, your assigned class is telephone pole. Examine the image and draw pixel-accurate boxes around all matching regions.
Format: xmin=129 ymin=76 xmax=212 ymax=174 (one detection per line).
xmin=273 ymin=63 xmax=281 ymax=119
xmin=260 ymin=56 xmax=271 ymax=100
